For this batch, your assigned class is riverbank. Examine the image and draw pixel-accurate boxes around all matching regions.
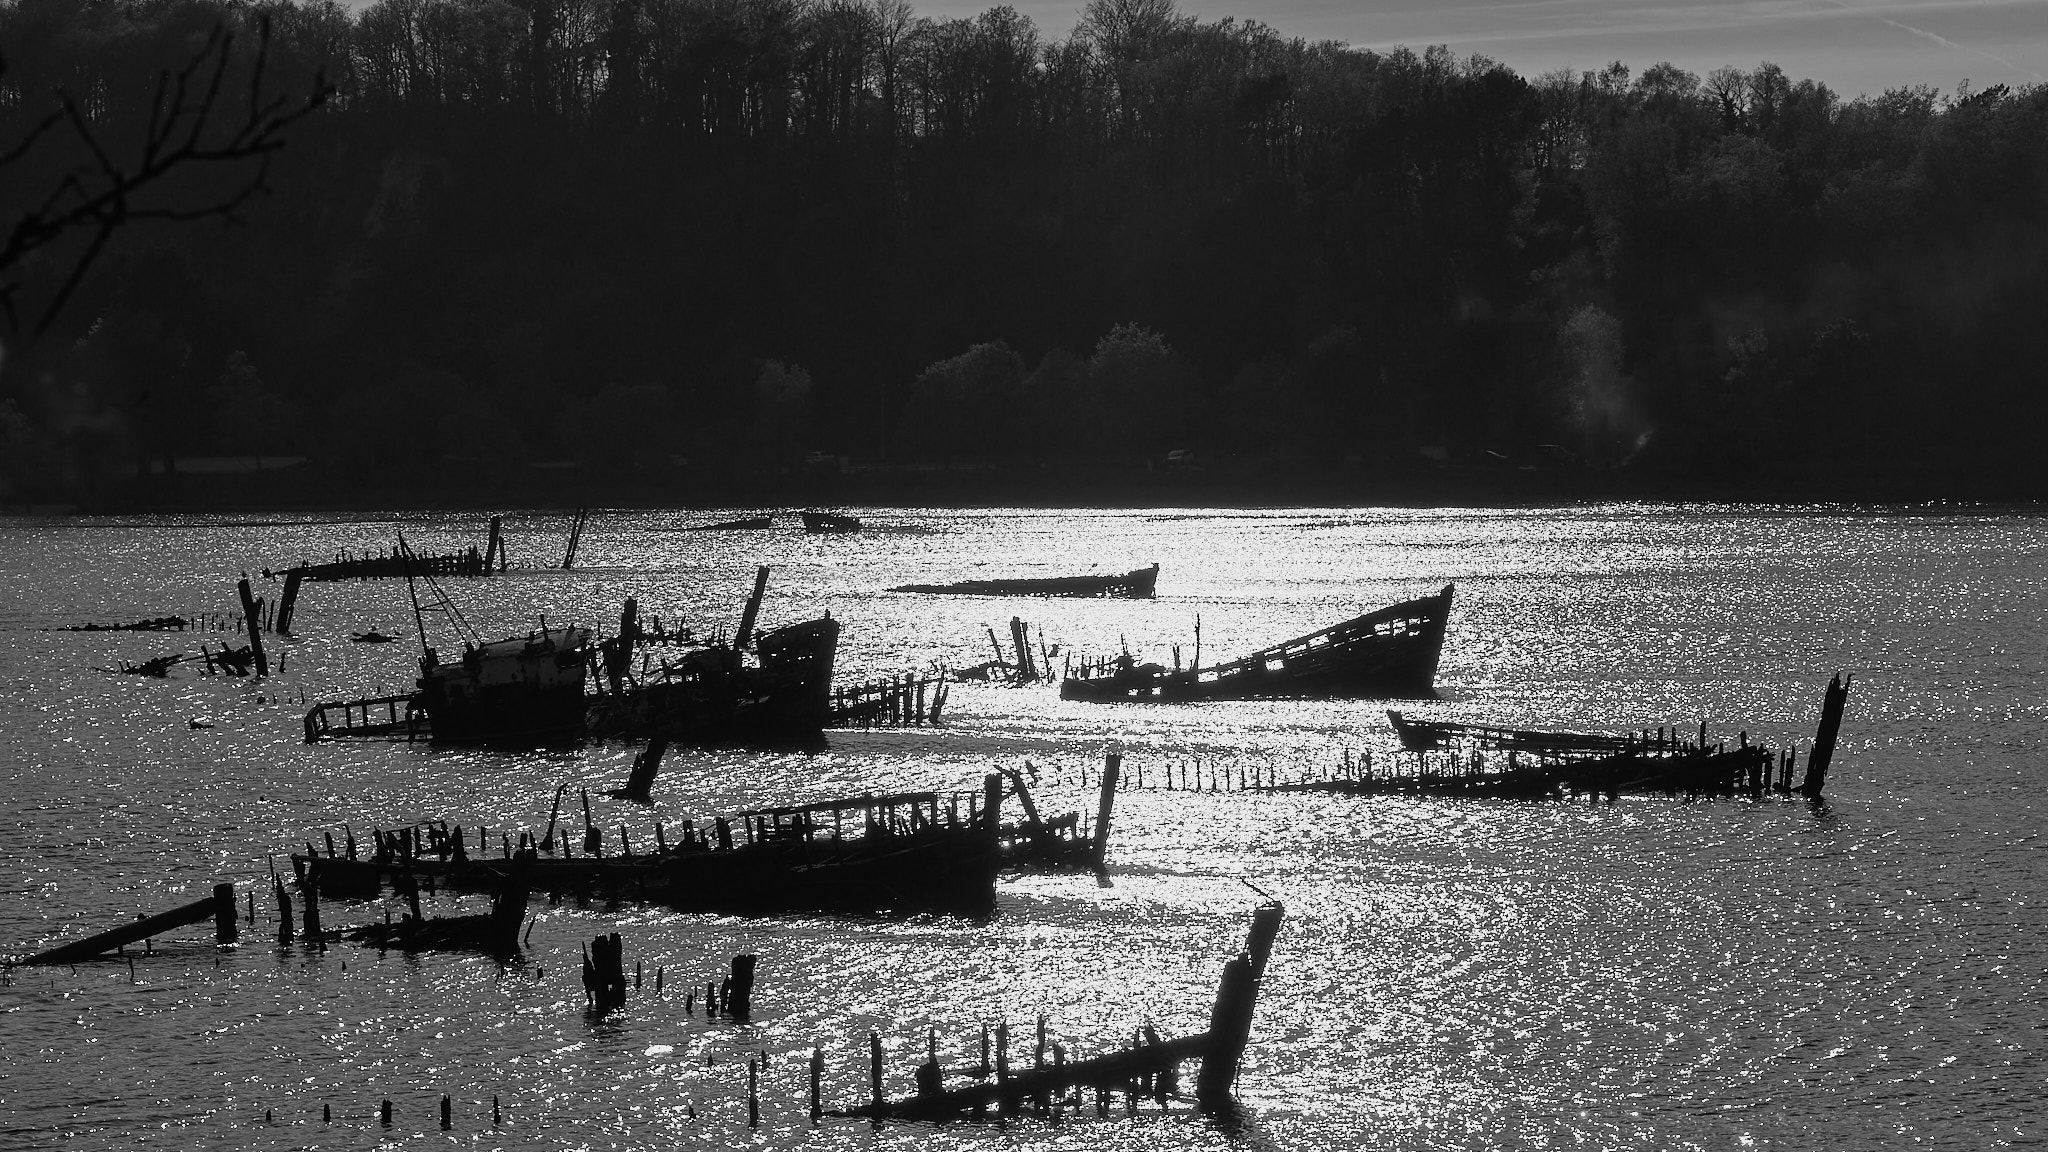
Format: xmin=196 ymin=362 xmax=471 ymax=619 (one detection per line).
xmin=19 ymin=456 xmax=2046 ymax=516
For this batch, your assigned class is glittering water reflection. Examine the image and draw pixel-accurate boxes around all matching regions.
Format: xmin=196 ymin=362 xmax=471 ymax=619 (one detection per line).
xmin=2 ymin=506 xmax=2045 ymax=1149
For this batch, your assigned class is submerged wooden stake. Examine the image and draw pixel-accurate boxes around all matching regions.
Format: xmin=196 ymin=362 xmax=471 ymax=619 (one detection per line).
xmin=1798 ymin=672 xmax=1853 ymax=798
xmin=236 ymin=577 xmax=269 ymax=677
xmin=729 ymin=953 xmax=757 ymax=1023
xmin=843 ymin=901 xmax=1285 ymax=1121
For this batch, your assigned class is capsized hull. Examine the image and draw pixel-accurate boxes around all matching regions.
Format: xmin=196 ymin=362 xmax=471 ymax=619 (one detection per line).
xmin=891 ymin=564 xmax=1159 ymax=599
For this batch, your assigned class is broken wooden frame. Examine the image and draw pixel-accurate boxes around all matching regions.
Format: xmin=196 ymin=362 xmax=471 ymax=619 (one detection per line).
xmin=830 ymin=900 xmax=1283 ymax=1120
xmin=8 ymin=883 xmax=237 ymax=965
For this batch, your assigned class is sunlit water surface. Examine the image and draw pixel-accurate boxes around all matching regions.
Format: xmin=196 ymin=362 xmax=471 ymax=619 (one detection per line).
xmin=0 ymin=506 xmax=2042 ymax=1149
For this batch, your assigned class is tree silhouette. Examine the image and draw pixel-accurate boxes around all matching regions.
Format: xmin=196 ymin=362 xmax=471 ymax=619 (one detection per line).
xmin=0 ymin=16 xmax=330 ymax=345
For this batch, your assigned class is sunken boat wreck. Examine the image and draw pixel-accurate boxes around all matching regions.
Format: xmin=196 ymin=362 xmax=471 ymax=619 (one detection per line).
xmin=282 ymin=517 xmax=508 ymax=581
xmin=839 ymin=900 xmax=1284 ymax=1121
xmin=586 ymin=617 xmax=840 ymax=744
xmin=304 ymin=565 xmax=841 ymax=748
xmin=584 ymin=568 xmax=839 ymax=744
xmin=801 ymin=511 xmax=861 ymax=533
xmin=413 ymin=622 xmax=595 ymax=745
xmin=1219 ymin=673 xmax=1854 ymax=801
xmin=1361 ymin=672 xmax=1855 ymax=801
xmin=292 ymin=779 xmax=1016 ymax=917
xmin=333 ymin=860 xmax=533 ymax=955
xmin=1059 ymin=584 xmax=1454 ymax=703
xmin=298 ymin=616 xmax=595 ymax=745
xmin=891 ymin=564 xmax=1160 ymax=599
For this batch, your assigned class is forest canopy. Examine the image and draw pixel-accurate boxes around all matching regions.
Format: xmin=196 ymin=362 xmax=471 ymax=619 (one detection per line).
xmin=1 ymin=0 xmax=2044 ymax=501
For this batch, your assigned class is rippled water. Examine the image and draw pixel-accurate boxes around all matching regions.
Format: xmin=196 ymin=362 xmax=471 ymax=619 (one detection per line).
xmin=1 ymin=505 xmax=2042 ymax=1150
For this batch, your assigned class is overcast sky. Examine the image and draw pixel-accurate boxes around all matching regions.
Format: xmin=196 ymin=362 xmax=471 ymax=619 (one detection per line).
xmin=331 ymin=0 xmax=2047 ymax=100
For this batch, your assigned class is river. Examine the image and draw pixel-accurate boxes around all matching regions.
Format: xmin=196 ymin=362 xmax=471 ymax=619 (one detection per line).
xmin=0 ymin=504 xmax=2040 ymax=1150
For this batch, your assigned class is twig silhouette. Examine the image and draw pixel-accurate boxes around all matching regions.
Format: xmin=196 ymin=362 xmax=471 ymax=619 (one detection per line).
xmin=0 ymin=16 xmax=331 ymax=342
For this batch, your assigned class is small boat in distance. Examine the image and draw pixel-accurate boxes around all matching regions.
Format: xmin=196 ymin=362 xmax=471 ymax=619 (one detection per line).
xmin=801 ymin=510 xmax=861 ymax=533
xmin=890 ymin=564 xmax=1160 ymax=599
xmin=1059 ymin=585 xmax=1454 ymax=703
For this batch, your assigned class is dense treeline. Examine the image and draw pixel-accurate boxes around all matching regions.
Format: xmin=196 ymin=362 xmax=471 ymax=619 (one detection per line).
xmin=1 ymin=0 xmax=2044 ymax=501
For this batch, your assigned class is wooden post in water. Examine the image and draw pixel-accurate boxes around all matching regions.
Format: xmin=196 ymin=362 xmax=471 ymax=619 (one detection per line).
xmin=275 ymin=566 xmax=305 ymax=636
xmin=607 ymin=598 xmax=638 ymax=694
xmin=213 ymin=882 xmax=237 ymax=946
xmin=272 ymin=876 xmax=294 ymax=944
xmin=485 ymin=515 xmax=505 ymax=573
xmin=301 ymin=868 xmax=321 ymax=939
xmin=736 ymin=565 xmax=771 ymax=650
xmin=1093 ymin=754 xmax=1120 ymax=866
xmin=995 ymin=1021 xmax=1010 ymax=1106
xmin=981 ymin=773 xmax=1003 ymax=837
xmin=1194 ymin=900 xmax=1283 ymax=1102
xmin=236 ymin=577 xmax=269 ymax=677
xmin=561 ymin=507 xmax=588 ymax=570
xmin=1798 ymin=672 xmax=1853 ymax=798
xmin=15 ymin=885 xmax=237 ymax=965
xmin=1195 ymin=958 xmax=1257 ymax=1101
xmin=869 ymin=1030 xmax=884 ymax=1110
xmin=618 ymin=738 xmax=667 ymax=804
xmin=1244 ymin=899 xmax=1283 ymax=978
xmin=542 ymin=784 xmax=567 ymax=854
xmin=729 ymin=953 xmax=756 ymax=1023
xmin=1009 ymin=617 xmax=1036 ymax=682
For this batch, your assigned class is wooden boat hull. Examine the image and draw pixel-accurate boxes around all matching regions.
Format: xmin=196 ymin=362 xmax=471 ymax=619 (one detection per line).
xmin=295 ymin=786 xmax=1007 ymax=919
xmin=891 ymin=564 xmax=1159 ymax=599
xmin=801 ymin=511 xmax=861 ymax=533
xmin=295 ymin=830 xmax=996 ymax=917
xmin=1269 ymin=769 xmax=1562 ymax=800
xmin=297 ymin=550 xmax=491 ymax=581
xmin=1382 ymin=702 xmax=1813 ymax=800
xmin=1060 ymin=585 xmax=1454 ymax=703
xmin=666 ymin=831 xmax=999 ymax=915
xmin=1387 ymin=709 xmax=1641 ymax=758
xmin=585 ymin=617 xmax=839 ymax=744
xmin=415 ymin=626 xmax=593 ymax=746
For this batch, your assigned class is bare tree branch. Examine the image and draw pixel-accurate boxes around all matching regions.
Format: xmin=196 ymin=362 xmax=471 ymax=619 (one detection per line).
xmin=0 ymin=17 xmax=333 ymax=343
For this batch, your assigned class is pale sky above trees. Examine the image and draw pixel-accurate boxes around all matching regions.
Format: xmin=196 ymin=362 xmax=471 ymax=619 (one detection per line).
xmin=329 ymin=0 xmax=2048 ymax=97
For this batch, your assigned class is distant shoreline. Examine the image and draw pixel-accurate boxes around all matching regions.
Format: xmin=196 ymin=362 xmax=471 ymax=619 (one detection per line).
xmin=11 ymin=461 xmax=2044 ymax=516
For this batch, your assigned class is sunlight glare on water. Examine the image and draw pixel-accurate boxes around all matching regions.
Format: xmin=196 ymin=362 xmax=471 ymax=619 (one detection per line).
xmin=1 ymin=505 xmax=2043 ymax=1150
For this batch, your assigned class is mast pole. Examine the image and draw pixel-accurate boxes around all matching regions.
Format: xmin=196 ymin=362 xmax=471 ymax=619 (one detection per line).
xmin=400 ymin=534 xmax=431 ymax=658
